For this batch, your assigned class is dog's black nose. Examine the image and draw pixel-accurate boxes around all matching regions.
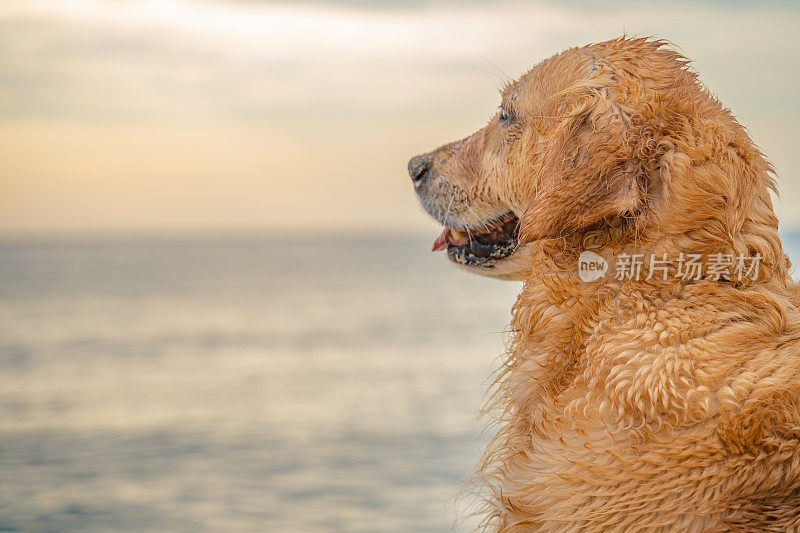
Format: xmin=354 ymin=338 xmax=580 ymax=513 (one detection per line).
xmin=408 ymin=154 xmax=431 ymax=187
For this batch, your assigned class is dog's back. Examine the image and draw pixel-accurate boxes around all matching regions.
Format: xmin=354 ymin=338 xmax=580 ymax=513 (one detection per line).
xmin=478 ymin=261 xmax=800 ymax=531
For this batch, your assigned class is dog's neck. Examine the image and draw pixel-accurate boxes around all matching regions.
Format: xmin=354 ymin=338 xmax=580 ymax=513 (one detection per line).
xmin=512 ymin=222 xmax=793 ymax=397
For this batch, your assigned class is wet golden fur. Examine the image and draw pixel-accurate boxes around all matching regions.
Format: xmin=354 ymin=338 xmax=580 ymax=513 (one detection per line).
xmin=413 ymin=37 xmax=800 ymax=531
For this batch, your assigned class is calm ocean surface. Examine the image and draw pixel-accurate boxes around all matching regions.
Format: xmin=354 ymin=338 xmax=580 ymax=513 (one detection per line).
xmin=3 ymin=234 xmax=800 ymax=532
xmin=0 ymin=236 xmax=525 ymax=532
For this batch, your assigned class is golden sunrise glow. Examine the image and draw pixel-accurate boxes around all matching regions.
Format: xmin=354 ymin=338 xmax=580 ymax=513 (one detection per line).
xmin=1 ymin=0 xmax=799 ymax=236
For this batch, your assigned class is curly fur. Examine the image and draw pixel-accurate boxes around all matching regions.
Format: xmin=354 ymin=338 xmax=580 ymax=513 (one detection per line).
xmin=413 ymin=37 xmax=800 ymax=531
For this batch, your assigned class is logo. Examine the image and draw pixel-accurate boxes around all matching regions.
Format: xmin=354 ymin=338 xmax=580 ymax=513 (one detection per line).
xmin=578 ymin=251 xmax=608 ymax=282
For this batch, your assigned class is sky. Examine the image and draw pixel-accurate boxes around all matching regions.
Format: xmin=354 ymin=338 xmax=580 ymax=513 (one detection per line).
xmin=1 ymin=0 xmax=799 ymax=237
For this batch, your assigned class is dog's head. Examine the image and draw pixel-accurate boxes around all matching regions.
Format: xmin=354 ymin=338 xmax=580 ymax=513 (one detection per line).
xmin=409 ymin=37 xmax=777 ymax=281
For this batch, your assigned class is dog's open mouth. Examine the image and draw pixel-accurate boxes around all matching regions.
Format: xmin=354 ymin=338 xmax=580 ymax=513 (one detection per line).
xmin=432 ymin=212 xmax=520 ymax=267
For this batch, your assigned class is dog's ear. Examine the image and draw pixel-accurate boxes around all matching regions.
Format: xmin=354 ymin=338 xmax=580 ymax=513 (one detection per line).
xmin=519 ymin=83 xmax=643 ymax=243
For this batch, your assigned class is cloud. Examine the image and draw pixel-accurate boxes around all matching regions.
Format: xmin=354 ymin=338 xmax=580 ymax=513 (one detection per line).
xmin=1 ymin=0 xmax=799 ymax=234
xmin=2 ymin=0 xmax=798 ymax=121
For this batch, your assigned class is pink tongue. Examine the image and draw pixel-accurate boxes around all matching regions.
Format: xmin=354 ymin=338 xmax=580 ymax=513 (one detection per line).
xmin=432 ymin=229 xmax=450 ymax=251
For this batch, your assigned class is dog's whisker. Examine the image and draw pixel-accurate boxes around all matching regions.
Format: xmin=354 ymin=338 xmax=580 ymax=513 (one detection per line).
xmin=471 ymin=53 xmax=511 ymax=87
xmin=464 ymin=225 xmax=474 ymax=243
xmin=465 ymin=203 xmax=492 ymax=234
xmin=445 ymin=195 xmax=455 ymax=228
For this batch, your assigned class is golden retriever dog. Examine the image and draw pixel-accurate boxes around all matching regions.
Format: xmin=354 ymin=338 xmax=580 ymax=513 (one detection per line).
xmin=408 ymin=37 xmax=800 ymax=531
